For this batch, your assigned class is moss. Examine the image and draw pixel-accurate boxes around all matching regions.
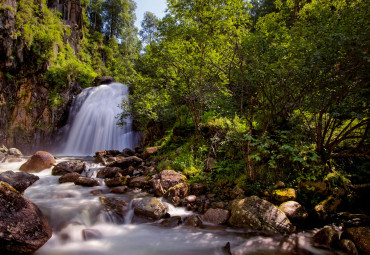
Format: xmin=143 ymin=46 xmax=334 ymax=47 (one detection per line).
xmin=272 ymin=188 xmax=297 ymax=202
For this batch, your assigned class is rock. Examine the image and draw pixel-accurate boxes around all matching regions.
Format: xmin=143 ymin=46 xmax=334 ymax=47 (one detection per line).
xmin=82 ymin=229 xmax=103 ymax=241
xmin=110 ymin=186 xmax=128 ymax=194
xmin=299 ymin=181 xmax=328 ymax=196
xmin=312 ymin=226 xmax=340 ymax=247
xmin=185 ymin=215 xmax=203 ymax=228
xmin=273 ymin=181 xmax=286 ymax=190
xmin=133 ymin=165 xmax=154 ymax=176
xmin=8 ymin=147 xmax=22 ymax=156
xmin=95 ymin=76 xmax=116 ymax=85
xmin=133 ymin=197 xmax=168 ymax=220
xmin=99 ymin=196 xmax=129 ymax=219
xmin=90 ymin=189 xmax=103 ymax=195
xmin=94 ymin=150 xmax=122 ymax=165
xmin=107 ymin=156 xmax=143 ymax=169
xmin=58 ymin=172 xmax=81 ymax=183
xmin=122 ymin=148 xmax=135 ymax=157
xmin=164 ymin=182 xmax=190 ymax=206
xmin=142 ymin=146 xmax=161 ymax=159
xmin=160 ymin=216 xmax=182 ymax=228
xmin=0 ymin=182 xmax=52 ymax=254
xmin=104 ymin=174 xmax=127 ymax=187
xmin=7 ymin=158 xmax=23 ymax=163
xmin=52 ymin=161 xmax=86 ymax=176
xmin=228 ymin=196 xmax=295 ymax=234
xmin=152 ymin=178 xmax=165 ymax=196
xmin=184 ymin=195 xmax=197 ymax=203
xmin=74 ymin=177 xmax=100 ymax=187
xmin=272 ymin=188 xmax=297 ymax=202
xmin=338 ymin=239 xmax=358 ymax=255
xmin=190 ymin=183 xmax=207 ymax=196
xmin=229 ymin=185 xmax=245 ymax=200
xmin=96 ymin=167 xmax=121 ymax=178
xmin=20 ymin=151 xmax=56 ymax=172
xmin=159 ymin=170 xmax=186 ymax=191
xmin=0 ymin=170 xmax=39 ymax=193
xmin=129 ymin=176 xmax=148 ymax=188
xmin=278 ymin=201 xmax=308 ymax=224
xmin=314 ymin=195 xmax=341 ymax=221
xmin=202 ymin=208 xmax=230 ymax=225
xmin=341 ymin=227 xmax=370 ymax=255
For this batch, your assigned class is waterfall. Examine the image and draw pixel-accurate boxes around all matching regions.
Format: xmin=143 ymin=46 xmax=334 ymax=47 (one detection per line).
xmin=60 ymin=83 xmax=138 ymax=156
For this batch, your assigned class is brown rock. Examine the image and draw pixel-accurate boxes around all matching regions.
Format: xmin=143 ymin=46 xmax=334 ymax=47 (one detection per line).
xmin=338 ymin=239 xmax=358 ymax=255
xmin=99 ymin=196 xmax=129 ymax=219
xmin=142 ymin=146 xmax=161 ymax=159
xmin=202 ymin=208 xmax=230 ymax=225
xmin=110 ymin=186 xmax=128 ymax=194
xmin=59 ymin=172 xmax=81 ymax=183
xmin=133 ymin=197 xmax=168 ymax=220
xmin=160 ymin=216 xmax=182 ymax=228
xmin=52 ymin=161 xmax=86 ymax=176
xmin=90 ymin=189 xmax=103 ymax=195
xmin=164 ymin=182 xmax=190 ymax=206
xmin=74 ymin=177 xmax=99 ymax=187
xmin=314 ymin=195 xmax=341 ymax=221
xmin=160 ymin=170 xmax=186 ymax=190
xmin=272 ymin=188 xmax=297 ymax=202
xmin=190 ymin=183 xmax=206 ymax=196
xmin=20 ymin=151 xmax=55 ymax=172
xmin=0 ymin=182 xmax=52 ymax=254
xmin=107 ymin=156 xmax=143 ymax=169
xmin=278 ymin=201 xmax=308 ymax=224
xmin=0 ymin=170 xmax=39 ymax=193
xmin=229 ymin=186 xmax=245 ymax=200
xmin=104 ymin=174 xmax=127 ymax=187
xmin=96 ymin=167 xmax=121 ymax=178
xmin=185 ymin=215 xmax=203 ymax=228
xmin=312 ymin=226 xmax=340 ymax=247
xmin=341 ymin=227 xmax=370 ymax=255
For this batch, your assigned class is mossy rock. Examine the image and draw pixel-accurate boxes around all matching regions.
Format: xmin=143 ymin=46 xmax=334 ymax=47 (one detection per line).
xmin=272 ymin=188 xmax=297 ymax=203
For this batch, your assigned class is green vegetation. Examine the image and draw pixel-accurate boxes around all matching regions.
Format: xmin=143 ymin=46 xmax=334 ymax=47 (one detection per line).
xmin=128 ymin=0 xmax=369 ymax=194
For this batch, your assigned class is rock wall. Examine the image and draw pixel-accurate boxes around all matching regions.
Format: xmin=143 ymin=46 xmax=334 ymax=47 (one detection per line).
xmin=0 ymin=0 xmax=84 ymax=153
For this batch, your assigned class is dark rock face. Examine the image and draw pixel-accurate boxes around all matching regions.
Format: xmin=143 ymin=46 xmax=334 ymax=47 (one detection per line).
xmin=312 ymin=226 xmax=340 ymax=247
xmin=0 ymin=170 xmax=39 ymax=193
xmin=338 ymin=239 xmax=358 ymax=255
xmin=107 ymin=156 xmax=143 ymax=169
xmin=163 ymin=182 xmax=190 ymax=206
xmin=52 ymin=161 xmax=86 ymax=176
xmin=59 ymin=172 xmax=81 ymax=183
xmin=94 ymin=76 xmax=116 ymax=85
xmin=228 ymin=196 xmax=295 ymax=234
xmin=160 ymin=216 xmax=182 ymax=228
xmin=97 ymin=167 xmax=121 ymax=178
xmin=202 ymin=208 xmax=230 ymax=225
xmin=0 ymin=181 xmax=52 ymax=254
xmin=341 ymin=227 xmax=370 ymax=255
xmin=133 ymin=197 xmax=168 ymax=220
xmin=74 ymin=177 xmax=99 ymax=187
xmin=99 ymin=196 xmax=129 ymax=220
xmin=20 ymin=151 xmax=56 ymax=172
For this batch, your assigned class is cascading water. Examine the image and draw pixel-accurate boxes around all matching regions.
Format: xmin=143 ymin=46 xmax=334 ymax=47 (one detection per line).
xmin=60 ymin=83 xmax=138 ymax=155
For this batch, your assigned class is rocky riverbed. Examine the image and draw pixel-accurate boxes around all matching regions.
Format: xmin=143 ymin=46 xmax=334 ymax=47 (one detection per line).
xmin=0 ymin=146 xmax=369 ymax=254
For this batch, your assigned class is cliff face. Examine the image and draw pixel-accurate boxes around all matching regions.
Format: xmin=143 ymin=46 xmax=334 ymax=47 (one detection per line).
xmin=0 ymin=0 xmax=84 ymax=153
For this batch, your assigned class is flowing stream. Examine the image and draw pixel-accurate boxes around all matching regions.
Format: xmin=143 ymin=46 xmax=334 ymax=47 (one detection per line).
xmin=0 ymin=159 xmax=336 ymax=255
xmin=58 ymin=83 xmax=138 ymax=156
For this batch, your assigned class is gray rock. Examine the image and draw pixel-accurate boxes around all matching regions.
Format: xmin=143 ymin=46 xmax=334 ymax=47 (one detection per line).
xmin=228 ymin=196 xmax=295 ymax=234
xmin=52 ymin=161 xmax=86 ymax=176
xmin=0 ymin=170 xmax=39 ymax=193
xmin=133 ymin=197 xmax=168 ymax=220
xmin=0 ymin=182 xmax=52 ymax=254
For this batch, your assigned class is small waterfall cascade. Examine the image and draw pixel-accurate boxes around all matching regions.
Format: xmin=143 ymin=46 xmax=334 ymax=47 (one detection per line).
xmin=60 ymin=83 xmax=138 ymax=155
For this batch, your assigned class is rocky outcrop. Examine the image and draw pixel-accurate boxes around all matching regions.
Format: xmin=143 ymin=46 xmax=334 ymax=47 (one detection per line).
xmin=133 ymin=197 xmax=168 ymax=220
xmin=228 ymin=196 xmax=295 ymax=234
xmin=52 ymin=161 xmax=86 ymax=175
xmin=20 ymin=151 xmax=56 ymax=172
xmin=0 ymin=181 xmax=52 ymax=254
xmin=0 ymin=170 xmax=39 ymax=193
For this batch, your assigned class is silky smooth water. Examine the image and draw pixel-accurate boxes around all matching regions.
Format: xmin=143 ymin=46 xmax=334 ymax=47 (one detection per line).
xmin=0 ymin=159 xmax=337 ymax=255
xmin=59 ymin=83 xmax=138 ymax=156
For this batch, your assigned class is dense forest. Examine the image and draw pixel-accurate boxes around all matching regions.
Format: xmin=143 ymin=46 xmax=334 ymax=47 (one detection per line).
xmin=0 ymin=0 xmax=369 ymax=217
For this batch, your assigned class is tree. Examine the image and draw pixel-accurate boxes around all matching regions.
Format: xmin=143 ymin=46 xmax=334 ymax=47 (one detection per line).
xmin=139 ymin=12 xmax=160 ymax=45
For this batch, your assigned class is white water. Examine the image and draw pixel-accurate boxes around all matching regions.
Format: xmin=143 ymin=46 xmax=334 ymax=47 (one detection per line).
xmin=59 ymin=83 xmax=138 ymax=156
xmin=0 ymin=159 xmax=336 ymax=255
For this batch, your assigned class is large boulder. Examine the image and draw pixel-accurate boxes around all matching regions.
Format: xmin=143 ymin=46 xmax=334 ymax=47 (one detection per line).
xmin=107 ymin=156 xmax=143 ymax=169
xmin=202 ymin=208 xmax=230 ymax=225
xmin=133 ymin=197 xmax=168 ymax=220
xmin=163 ymin=182 xmax=190 ymax=206
xmin=278 ymin=201 xmax=308 ymax=224
xmin=52 ymin=161 xmax=86 ymax=176
xmin=341 ymin=227 xmax=370 ymax=255
xmin=228 ymin=196 xmax=295 ymax=234
xmin=159 ymin=170 xmax=186 ymax=190
xmin=0 ymin=182 xmax=52 ymax=254
xmin=20 ymin=151 xmax=56 ymax=173
xmin=0 ymin=171 xmax=39 ymax=193
xmin=312 ymin=226 xmax=340 ymax=247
